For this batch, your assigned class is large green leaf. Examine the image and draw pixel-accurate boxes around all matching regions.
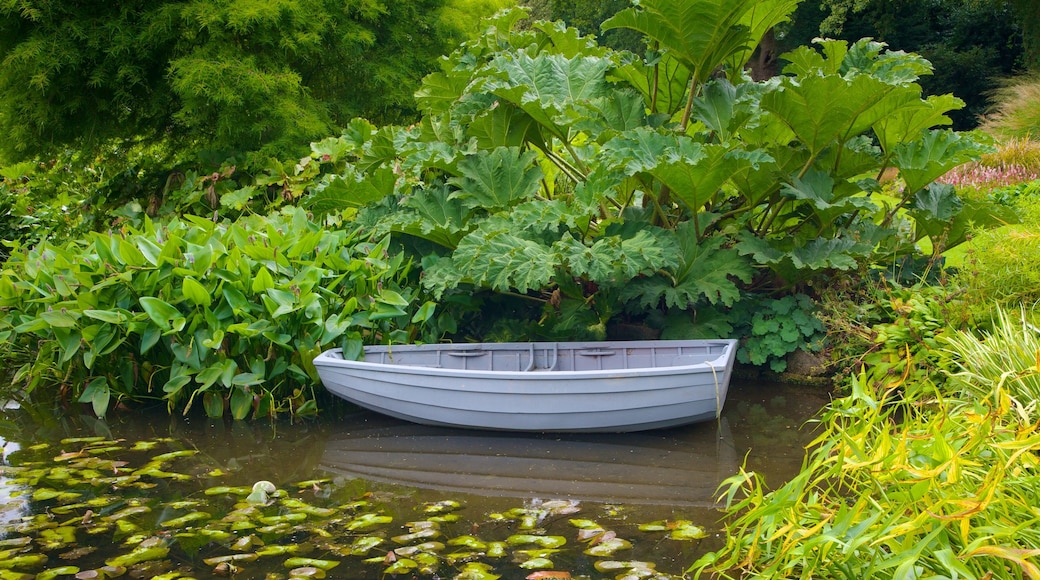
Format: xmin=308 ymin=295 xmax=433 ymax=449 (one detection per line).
xmin=554 ymin=229 xmax=678 ymax=285
xmin=448 ymin=228 xmax=557 ymax=293
xmin=611 ymin=51 xmax=692 ymax=117
xmin=305 ymin=166 xmax=396 ymax=216
xmin=483 ymin=52 xmax=613 ymax=139
xmin=622 ymin=229 xmax=752 ymax=309
xmin=387 ymin=184 xmax=469 ymax=249
xmin=651 ymin=145 xmax=762 ymax=213
xmin=779 ymin=168 xmax=877 ymax=226
xmin=603 ymin=0 xmax=759 ymax=85
xmin=448 ymin=147 xmax=544 ymax=213
xmin=873 ymin=94 xmax=963 ymax=155
xmin=761 ymin=74 xmax=920 ymax=160
xmin=893 ymin=129 xmax=991 ymax=194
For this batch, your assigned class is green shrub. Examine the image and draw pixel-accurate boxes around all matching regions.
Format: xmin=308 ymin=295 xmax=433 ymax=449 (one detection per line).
xmin=729 ymin=294 xmax=825 ymax=373
xmin=0 ymin=208 xmax=439 ymax=419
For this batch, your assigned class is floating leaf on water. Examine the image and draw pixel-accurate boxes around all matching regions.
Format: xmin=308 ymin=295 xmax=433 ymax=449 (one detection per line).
xmin=158 ymin=511 xmax=211 ymax=528
xmin=114 ymin=519 xmax=141 ymax=538
xmin=422 ymin=500 xmax=462 ymax=514
xmin=519 ymin=557 xmax=554 ymax=570
xmin=383 ymin=557 xmax=417 ymax=575
xmin=506 ymin=535 xmax=566 ymax=549
xmin=38 ymin=526 xmax=78 ymax=550
xmin=256 ymin=523 xmax=291 ymax=535
xmin=150 ymin=450 xmax=199 ymax=462
xmin=163 ymin=500 xmax=203 ymax=510
xmin=255 ymin=545 xmax=299 ymax=558
xmin=413 ymin=552 xmax=440 ymax=574
xmin=105 ymin=545 xmax=170 ymax=568
xmin=448 ymin=536 xmax=487 ymax=550
xmin=258 ymin=513 xmax=307 ymax=525
xmin=103 ymin=506 xmax=152 ymax=522
xmin=0 ymin=537 xmax=32 ymax=549
xmin=129 ymin=441 xmax=159 ymax=452
xmin=34 ymin=565 xmax=80 ymax=580
xmin=584 ymin=537 xmax=632 ymax=557
xmin=288 ymin=566 xmax=326 ymax=578
xmin=294 ymin=479 xmax=331 ymax=489
xmin=346 ymin=513 xmax=392 ymax=531
xmin=32 ymin=488 xmax=82 ymax=503
xmin=392 ymin=528 xmax=440 ymax=543
xmin=231 ymin=535 xmax=264 ymax=551
xmin=60 ymin=437 xmax=106 ymax=445
xmin=202 ymin=553 xmax=260 ymax=566
xmin=486 ymin=542 xmax=507 ymax=558
xmin=348 ymin=536 xmax=384 ymax=556
xmin=85 ymin=447 xmax=123 ymax=455
xmin=455 ymin=561 xmax=500 ymax=580
xmin=283 ymin=557 xmax=339 ymax=571
xmin=205 ymin=486 xmax=250 ymax=496
xmin=280 ymin=499 xmax=335 ymax=517
xmin=569 ymin=519 xmax=602 ymax=529
xmin=593 ymin=560 xmax=656 ymax=576
xmin=430 ymin=513 xmax=461 ymax=523
xmin=0 ymin=553 xmax=48 ymax=570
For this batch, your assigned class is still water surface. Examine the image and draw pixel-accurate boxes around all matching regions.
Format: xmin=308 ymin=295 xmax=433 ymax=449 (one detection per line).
xmin=0 ymin=381 xmax=828 ymax=579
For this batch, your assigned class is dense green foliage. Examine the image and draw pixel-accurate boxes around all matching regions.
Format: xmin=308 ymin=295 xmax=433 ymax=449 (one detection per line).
xmin=0 ymin=0 xmax=1012 ymax=417
xmin=815 ymin=0 xmax=1027 ymax=129
xmin=0 ymin=209 xmax=438 ymax=418
xmin=696 ymin=309 xmax=1040 ymax=579
xmin=298 ymin=4 xmax=1001 ymax=346
xmin=0 ymin=0 xmax=501 ymax=163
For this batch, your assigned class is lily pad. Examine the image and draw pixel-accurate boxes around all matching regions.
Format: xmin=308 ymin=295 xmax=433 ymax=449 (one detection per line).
xmin=283 ymin=557 xmax=340 ymax=571
xmin=584 ymin=537 xmax=632 ymax=557
xmin=421 ymin=500 xmax=462 ymax=514
xmin=506 ymin=535 xmax=566 ymax=549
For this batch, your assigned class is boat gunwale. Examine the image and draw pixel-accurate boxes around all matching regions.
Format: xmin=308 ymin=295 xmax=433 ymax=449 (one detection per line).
xmin=314 ymin=339 xmax=737 ymax=381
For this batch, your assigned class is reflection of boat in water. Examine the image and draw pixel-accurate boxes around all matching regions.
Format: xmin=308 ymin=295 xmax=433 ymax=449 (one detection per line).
xmin=319 ymin=418 xmax=738 ymax=507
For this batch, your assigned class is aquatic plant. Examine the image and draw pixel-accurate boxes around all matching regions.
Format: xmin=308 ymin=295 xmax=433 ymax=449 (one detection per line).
xmin=0 ymin=435 xmax=711 ymax=579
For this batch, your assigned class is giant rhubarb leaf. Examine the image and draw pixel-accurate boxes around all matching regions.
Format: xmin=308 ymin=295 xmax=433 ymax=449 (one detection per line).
xmin=622 ymin=225 xmax=752 ymax=309
xmin=893 ymin=129 xmax=992 ymax=194
xmin=483 ymin=51 xmax=612 ymax=140
xmin=448 ymin=147 xmax=543 ymax=213
xmin=603 ymin=0 xmax=758 ymax=85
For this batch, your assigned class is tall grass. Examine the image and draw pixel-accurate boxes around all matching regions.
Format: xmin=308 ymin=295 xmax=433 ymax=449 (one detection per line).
xmin=979 ymin=74 xmax=1040 ymax=140
xmin=695 ymin=309 xmax=1040 ymax=579
xmin=943 ymin=307 xmax=1040 ymax=424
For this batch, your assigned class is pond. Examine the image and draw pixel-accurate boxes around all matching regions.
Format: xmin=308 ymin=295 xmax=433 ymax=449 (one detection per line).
xmin=0 ymin=380 xmax=828 ymax=580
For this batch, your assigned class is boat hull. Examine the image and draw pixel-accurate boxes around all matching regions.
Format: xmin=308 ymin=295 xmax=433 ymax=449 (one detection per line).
xmin=313 ymin=339 xmax=737 ymax=432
